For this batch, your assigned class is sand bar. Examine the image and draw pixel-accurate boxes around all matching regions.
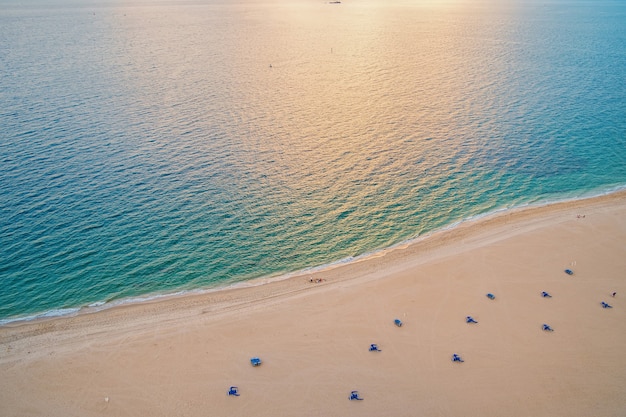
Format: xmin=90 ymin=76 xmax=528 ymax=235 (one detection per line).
xmin=1 ymin=191 xmax=625 ymax=417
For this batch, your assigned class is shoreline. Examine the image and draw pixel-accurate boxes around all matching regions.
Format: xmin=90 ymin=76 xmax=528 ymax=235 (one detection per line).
xmin=0 ymin=189 xmax=624 ymax=335
xmin=1 ymin=188 xmax=625 ymax=416
xmin=2 ymin=186 xmax=625 ymax=327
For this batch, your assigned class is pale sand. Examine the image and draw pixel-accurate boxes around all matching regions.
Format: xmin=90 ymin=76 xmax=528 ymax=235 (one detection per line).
xmin=1 ymin=191 xmax=625 ymax=417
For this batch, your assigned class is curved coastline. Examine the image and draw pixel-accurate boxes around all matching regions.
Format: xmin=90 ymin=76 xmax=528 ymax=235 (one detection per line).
xmin=1 ymin=181 xmax=625 ymax=417
xmin=2 ymin=185 xmax=625 ymax=328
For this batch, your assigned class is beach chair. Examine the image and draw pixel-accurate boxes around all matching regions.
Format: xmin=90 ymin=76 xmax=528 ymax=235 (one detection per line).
xmin=601 ymin=301 xmax=613 ymax=308
xmin=369 ymin=344 xmax=381 ymax=352
xmin=250 ymin=357 xmax=262 ymax=366
xmin=394 ymin=319 xmax=403 ymax=327
xmin=486 ymin=293 xmax=495 ymax=300
xmin=541 ymin=291 xmax=552 ymax=298
xmin=564 ymin=269 xmax=574 ymax=275
xmin=452 ymin=353 xmax=464 ymax=363
xmin=349 ymin=390 xmax=363 ymax=400
xmin=466 ymin=316 xmax=478 ymax=324
xmin=228 ymin=386 xmax=240 ymax=396
xmin=542 ymin=324 xmax=554 ymax=331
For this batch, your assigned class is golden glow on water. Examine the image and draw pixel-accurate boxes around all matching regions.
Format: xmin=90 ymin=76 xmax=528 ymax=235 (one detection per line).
xmin=96 ymin=0 xmax=623 ymax=266
xmin=106 ymin=0 xmax=522 ymax=202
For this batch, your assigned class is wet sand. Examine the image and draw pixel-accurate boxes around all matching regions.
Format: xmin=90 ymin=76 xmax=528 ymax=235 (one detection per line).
xmin=1 ymin=191 xmax=625 ymax=417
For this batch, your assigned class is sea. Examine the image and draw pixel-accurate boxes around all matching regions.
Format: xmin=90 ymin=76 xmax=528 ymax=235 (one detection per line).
xmin=1 ymin=0 xmax=625 ymax=324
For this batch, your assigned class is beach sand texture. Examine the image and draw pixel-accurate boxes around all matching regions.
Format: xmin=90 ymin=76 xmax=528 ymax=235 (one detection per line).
xmin=1 ymin=191 xmax=625 ymax=417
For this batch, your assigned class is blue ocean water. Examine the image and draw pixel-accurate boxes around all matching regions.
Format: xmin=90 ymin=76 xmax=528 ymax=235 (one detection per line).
xmin=1 ymin=0 xmax=625 ymax=323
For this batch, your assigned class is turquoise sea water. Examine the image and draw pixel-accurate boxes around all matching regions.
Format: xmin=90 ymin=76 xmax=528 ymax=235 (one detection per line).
xmin=1 ymin=0 xmax=625 ymax=323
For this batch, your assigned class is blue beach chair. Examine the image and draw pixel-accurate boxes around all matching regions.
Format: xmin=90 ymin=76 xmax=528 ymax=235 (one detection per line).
xmin=250 ymin=357 xmax=262 ymax=366
xmin=369 ymin=343 xmax=381 ymax=352
xmin=541 ymin=291 xmax=552 ymax=298
xmin=601 ymin=301 xmax=613 ymax=309
xmin=486 ymin=293 xmax=495 ymax=300
xmin=564 ymin=269 xmax=574 ymax=275
xmin=228 ymin=386 xmax=240 ymax=396
xmin=349 ymin=390 xmax=363 ymax=400
xmin=466 ymin=316 xmax=478 ymax=324
xmin=452 ymin=353 xmax=464 ymax=362
xmin=542 ymin=324 xmax=554 ymax=332
xmin=394 ymin=318 xmax=403 ymax=327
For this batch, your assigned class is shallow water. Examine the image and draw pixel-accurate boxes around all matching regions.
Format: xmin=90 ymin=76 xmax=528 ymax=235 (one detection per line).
xmin=1 ymin=0 xmax=625 ymax=322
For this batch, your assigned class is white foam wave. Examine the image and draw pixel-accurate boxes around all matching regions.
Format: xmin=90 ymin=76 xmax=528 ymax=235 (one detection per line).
xmin=0 ymin=308 xmax=81 ymax=326
xmin=2 ymin=186 xmax=624 ymax=327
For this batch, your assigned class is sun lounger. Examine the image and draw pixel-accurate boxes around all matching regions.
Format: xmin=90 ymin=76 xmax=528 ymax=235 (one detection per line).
xmin=601 ymin=301 xmax=613 ymax=308
xmin=394 ymin=319 xmax=403 ymax=327
xmin=564 ymin=269 xmax=573 ymax=275
xmin=466 ymin=316 xmax=478 ymax=324
xmin=349 ymin=390 xmax=363 ymax=400
xmin=542 ymin=324 xmax=554 ymax=331
xmin=369 ymin=344 xmax=381 ymax=352
xmin=250 ymin=357 xmax=262 ymax=366
xmin=486 ymin=293 xmax=495 ymax=300
xmin=228 ymin=386 xmax=240 ymax=396
xmin=452 ymin=353 xmax=464 ymax=362
xmin=541 ymin=291 xmax=552 ymax=298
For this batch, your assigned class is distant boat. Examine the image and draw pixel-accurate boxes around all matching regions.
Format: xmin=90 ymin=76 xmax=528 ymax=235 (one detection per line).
xmin=329 ymin=1 xmax=341 ymax=3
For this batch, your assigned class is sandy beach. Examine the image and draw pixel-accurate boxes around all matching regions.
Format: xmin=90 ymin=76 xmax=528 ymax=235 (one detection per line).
xmin=1 ymin=191 xmax=625 ymax=417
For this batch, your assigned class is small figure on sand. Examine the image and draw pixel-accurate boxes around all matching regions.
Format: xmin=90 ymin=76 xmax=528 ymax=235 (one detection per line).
xmin=601 ymin=301 xmax=613 ymax=309
xmin=349 ymin=391 xmax=363 ymax=400
xmin=612 ymin=292 xmax=616 ymax=297
xmin=542 ymin=324 xmax=554 ymax=332
xmin=452 ymin=353 xmax=464 ymax=362
xmin=466 ymin=316 xmax=478 ymax=324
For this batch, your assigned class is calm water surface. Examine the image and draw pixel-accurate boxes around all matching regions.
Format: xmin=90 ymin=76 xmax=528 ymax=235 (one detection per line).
xmin=1 ymin=0 xmax=625 ymax=322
